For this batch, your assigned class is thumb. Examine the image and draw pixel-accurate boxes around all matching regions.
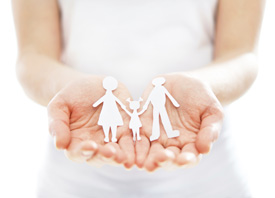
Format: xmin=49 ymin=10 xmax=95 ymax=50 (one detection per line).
xmin=47 ymin=98 xmax=71 ymax=149
xmin=196 ymin=106 xmax=224 ymax=154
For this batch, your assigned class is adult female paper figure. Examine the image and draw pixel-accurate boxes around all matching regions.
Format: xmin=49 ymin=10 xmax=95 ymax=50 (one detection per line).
xmin=123 ymin=98 xmax=144 ymax=141
xmin=93 ymin=76 xmax=126 ymax=143
xmin=142 ymin=77 xmax=180 ymax=141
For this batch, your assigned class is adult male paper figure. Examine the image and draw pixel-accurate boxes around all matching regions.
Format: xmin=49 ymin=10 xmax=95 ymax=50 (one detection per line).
xmin=142 ymin=77 xmax=180 ymax=141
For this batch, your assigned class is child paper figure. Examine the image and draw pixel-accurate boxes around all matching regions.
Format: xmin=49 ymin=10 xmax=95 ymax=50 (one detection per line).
xmin=142 ymin=77 xmax=180 ymax=141
xmin=93 ymin=76 xmax=126 ymax=143
xmin=123 ymin=98 xmax=144 ymax=141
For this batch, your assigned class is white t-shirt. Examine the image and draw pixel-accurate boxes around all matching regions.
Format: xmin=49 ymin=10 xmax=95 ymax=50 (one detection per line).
xmin=36 ymin=0 xmax=251 ymax=197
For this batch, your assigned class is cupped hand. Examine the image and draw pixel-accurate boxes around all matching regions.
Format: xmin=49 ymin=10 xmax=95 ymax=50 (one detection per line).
xmin=136 ymin=73 xmax=224 ymax=171
xmin=47 ymin=76 xmax=135 ymax=168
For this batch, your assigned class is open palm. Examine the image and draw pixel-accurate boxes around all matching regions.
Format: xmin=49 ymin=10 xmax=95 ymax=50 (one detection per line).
xmin=136 ymin=73 xmax=224 ymax=171
xmin=47 ymin=76 xmax=135 ymax=168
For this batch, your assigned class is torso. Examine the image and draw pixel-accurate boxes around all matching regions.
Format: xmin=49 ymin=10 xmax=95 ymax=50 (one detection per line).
xmin=59 ymin=0 xmax=217 ymax=98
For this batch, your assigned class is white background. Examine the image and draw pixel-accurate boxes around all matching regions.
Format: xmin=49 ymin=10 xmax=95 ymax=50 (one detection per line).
xmin=0 ymin=1 xmax=274 ymax=198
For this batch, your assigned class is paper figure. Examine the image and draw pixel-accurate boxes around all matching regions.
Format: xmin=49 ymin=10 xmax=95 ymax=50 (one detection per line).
xmin=93 ymin=76 xmax=126 ymax=143
xmin=142 ymin=77 xmax=180 ymax=141
xmin=122 ymin=98 xmax=144 ymax=141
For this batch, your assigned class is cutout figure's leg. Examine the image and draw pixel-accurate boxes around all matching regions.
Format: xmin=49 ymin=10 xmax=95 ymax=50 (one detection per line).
xmin=160 ymin=108 xmax=179 ymax=138
xmin=136 ymin=128 xmax=141 ymax=141
xmin=111 ymin=125 xmax=118 ymax=142
xmin=159 ymin=108 xmax=173 ymax=132
xmin=103 ymin=125 xmax=110 ymax=142
xmin=132 ymin=129 xmax=136 ymax=141
xmin=150 ymin=109 xmax=160 ymax=141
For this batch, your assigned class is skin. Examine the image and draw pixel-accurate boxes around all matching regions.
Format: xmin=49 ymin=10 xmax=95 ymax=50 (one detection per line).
xmin=136 ymin=74 xmax=224 ymax=171
xmin=48 ymin=76 xmax=135 ymax=168
xmin=12 ymin=0 xmax=265 ymax=171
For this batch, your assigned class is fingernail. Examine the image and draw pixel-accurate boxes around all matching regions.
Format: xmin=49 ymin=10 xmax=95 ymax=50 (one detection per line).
xmin=108 ymin=145 xmax=116 ymax=154
xmin=82 ymin=151 xmax=94 ymax=156
xmin=53 ymin=136 xmax=61 ymax=150
xmin=51 ymin=130 xmax=56 ymax=137
xmin=183 ymin=152 xmax=196 ymax=163
xmin=90 ymin=141 xmax=98 ymax=149
xmin=54 ymin=136 xmax=57 ymax=145
xmin=164 ymin=150 xmax=175 ymax=159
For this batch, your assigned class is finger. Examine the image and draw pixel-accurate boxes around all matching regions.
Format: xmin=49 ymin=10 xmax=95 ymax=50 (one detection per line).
xmin=144 ymin=143 xmax=175 ymax=172
xmin=196 ymin=108 xmax=223 ymax=154
xmin=165 ymin=146 xmax=181 ymax=157
xmin=118 ymin=135 xmax=135 ymax=169
xmin=157 ymin=146 xmax=179 ymax=170
xmin=87 ymin=144 xmax=118 ymax=166
xmin=97 ymin=143 xmax=126 ymax=164
xmin=135 ymin=135 xmax=150 ymax=168
xmin=65 ymin=139 xmax=97 ymax=162
xmin=86 ymin=157 xmax=105 ymax=167
xmin=81 ymin=140 xmax=98 ymax=158
xmin=47 ymin=99 xmax=71 ymax=149
xmin=86 ymin=152 xmax=116 ymax=167
xmin=97 ymin=143 xmax=116 ymax=158
xmin=162 ymin=146 xmax=181 ymax=168
xmin=176 ymin=143 xmax=201 ymax=167
xmin=107 ymin=142 xmax=127 ymax=164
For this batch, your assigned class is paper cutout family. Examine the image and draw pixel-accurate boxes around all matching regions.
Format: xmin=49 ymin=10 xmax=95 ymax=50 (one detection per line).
xmin=93 ymin=76 xmax=180 ymax=143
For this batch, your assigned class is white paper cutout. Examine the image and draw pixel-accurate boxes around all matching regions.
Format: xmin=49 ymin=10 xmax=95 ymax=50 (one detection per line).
xmin=93 ymin=76 xmax=126 ymax=143
xmin=122 ymin=98 xmax=144 ymax=141
xmin=142 ymin=77 xmax=180 ymax=141
xmin=93 ymin=76 xmax=180 ymax=143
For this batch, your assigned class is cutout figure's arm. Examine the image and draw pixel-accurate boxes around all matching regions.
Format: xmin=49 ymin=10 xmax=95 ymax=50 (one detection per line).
xmin=164 ymin=88 xmax=180 ymax=107
xmin=114 ymin=96 xmax=126 ymax=110
xmin=123 ymin=108 xmax=132 ymax=117
xmin=93 ymin=96 xmax=105 ymax=107
xmin=142 ymin=94 xmax=152 ymax=112
xmin=137 ymin=110 xmax=145 ymax=116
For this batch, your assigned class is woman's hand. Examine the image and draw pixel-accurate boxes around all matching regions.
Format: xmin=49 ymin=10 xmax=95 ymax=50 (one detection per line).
xmin=136 ymin=73 xmax=224 ymax=171
xmin=47 ymin=76 xmax=135 ymax=168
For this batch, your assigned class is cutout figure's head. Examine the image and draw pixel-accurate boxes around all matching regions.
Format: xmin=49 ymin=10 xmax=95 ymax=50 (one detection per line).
xmin=103 ymin=76 xmax=118 ymax=91
xmin=152 ymin=77 xmax=166 ymax=86
xmin=127 ymin=98 xmax=143 ymax=110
